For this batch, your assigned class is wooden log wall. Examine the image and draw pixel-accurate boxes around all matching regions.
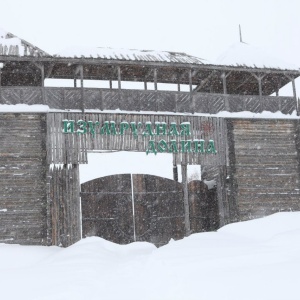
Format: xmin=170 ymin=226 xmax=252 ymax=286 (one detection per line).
xmin=227 ymin=119 xmax=300 ymax=221
xmin=48 ymin=164 xmax=81 ymax=247
xmin=47 ymin=112 xmax=227 ymax=166
xmin=0 ymin=87 xmax=296 ymax=115
xmin=0 ymin=113 xmax=48 ymax=245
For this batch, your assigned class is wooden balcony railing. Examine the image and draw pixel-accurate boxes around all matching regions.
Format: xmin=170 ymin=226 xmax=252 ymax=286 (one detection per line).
xmin=0 ymin=86 xmax=297 ymax=115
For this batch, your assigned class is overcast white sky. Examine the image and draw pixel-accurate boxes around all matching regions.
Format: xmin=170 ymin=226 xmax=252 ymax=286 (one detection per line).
xmin=1 ymin=0 xmax=300 ymax=65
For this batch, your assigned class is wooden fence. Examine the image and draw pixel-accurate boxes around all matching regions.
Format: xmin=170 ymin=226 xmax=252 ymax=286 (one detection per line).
xmin=0 ymin=113 xmax=48 ymax=245
xmin=48 ymin=164 xmax=81 ymax=247
xmin=0 ymin=86 xmax=296 ymax=114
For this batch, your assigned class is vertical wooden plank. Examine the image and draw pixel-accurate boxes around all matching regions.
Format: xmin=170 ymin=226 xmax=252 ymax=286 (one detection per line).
xmin=117 ymin=66 xmax=121 ymax=90
xmin=80 ymin=65 xmax=84 ymax=112
xmin=154 ymin=68 xmax=158 ymax=91
xmin=181 ymin=158 xmax=191 ymax=235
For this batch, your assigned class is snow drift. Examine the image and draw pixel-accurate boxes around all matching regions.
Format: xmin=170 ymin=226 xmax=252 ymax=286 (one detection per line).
xmin=0 ymin=212 xmax=299 ymax=300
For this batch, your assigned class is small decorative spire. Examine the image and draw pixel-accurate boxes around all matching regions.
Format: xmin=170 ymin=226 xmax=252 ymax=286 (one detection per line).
xmin=239 ymin=24 xmax=243 ymax=43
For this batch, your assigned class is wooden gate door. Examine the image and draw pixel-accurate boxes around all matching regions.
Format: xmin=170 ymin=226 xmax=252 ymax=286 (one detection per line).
xmin=81 ymin=174 xmax=186 ymax=246
xmin=133 ymin=174 xmax=185 ymax=246
xmin=81 ymin=174 xmax=218 ymax=246
xmin=81 ymin=174 xmax=134 ymax=244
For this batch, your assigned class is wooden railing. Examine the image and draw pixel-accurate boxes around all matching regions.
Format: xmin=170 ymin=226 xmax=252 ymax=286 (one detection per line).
xmin=0 ymin=86 xmax=297 ymax=114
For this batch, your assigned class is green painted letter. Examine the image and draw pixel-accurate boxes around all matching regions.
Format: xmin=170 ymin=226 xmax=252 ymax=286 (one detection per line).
xmin=206 ymin=140 xmax=217 ymax=154
xmin=194 ymin=139 xmax=205 ymax=153
xmin=180 ymin=122 xmax=191 ymax=136
xmin=146 ymin=140 xmax=157 ymax=155
xmin=62 ymin=120 xmax=75 ymax=133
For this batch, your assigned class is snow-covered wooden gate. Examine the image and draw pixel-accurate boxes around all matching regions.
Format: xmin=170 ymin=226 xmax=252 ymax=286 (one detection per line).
xmin=47 ymin=112 xmax=228 ymax=246
xmin=81 ymin=174 xmax=219 ymax=246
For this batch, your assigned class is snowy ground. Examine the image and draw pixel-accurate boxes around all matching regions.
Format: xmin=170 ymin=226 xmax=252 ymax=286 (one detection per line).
xmin=0 ymin=212 xmax=299 ymax=300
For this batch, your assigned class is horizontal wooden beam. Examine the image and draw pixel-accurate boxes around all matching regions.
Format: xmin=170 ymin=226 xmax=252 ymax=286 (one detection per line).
xmin=1 ymin=55 xmax=299 ymax=76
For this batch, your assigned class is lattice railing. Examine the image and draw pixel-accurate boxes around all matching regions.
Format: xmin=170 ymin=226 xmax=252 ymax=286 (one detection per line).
xmin=0 ymin=86 xmax=297 ymax=115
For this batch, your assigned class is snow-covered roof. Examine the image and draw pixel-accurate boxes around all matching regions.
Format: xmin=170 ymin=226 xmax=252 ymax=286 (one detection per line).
xmin=55 ymin=46 xmax=208 ymax=65
xmin=215 ymin=42 xmax=299 ymax=71
xmin=0 ymin=28 xmax=49 ymax=57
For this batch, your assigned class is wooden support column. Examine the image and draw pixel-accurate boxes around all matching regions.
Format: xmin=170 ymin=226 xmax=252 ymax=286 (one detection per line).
xmin=173 ymin=154 xmax=178 ymax=181
xmin=285 ymin=74 xmax=298 ymax=113
xmin=117 ymin=66 xmax=121 ymax=90
xmin=258 ymin=77 xmax=262 ymax=97
xmin=41 ymin=64 xmax=45 ymax=87
xmin=74 ymin=76 xmax=77 ymax=88
xmin=221 ymin=71 xmax=230 ymax=111
xmin=40 ymin=64 xmax=45 ymax=104
xmin=144 ymin=81 xmax=147 ymax=90
xmin=154 ymin=68 xmax=158 ymax=91
xmin=221 ymin=72 xmax=227 ymax=95
xmin=292 ymin=78 xmax=297 ymax=99
xmin=80 ymin=65 xmax=84 ymax=112
xmin=181 ymin=161 xmax=191 ymax=235
xmin=251 ymin=73 xmax=265 ymax=97
xmin=292 ymin=78 xmax=298 ymax=113
xmin=189 ymin=69 xmax=195 ymax=113
xmin=0 ymin=63 xmax=2 ymax=103
xmin=177 ymin=83 xmax=180 ymax=92
xmin=32 ymin=62 xmax=45 ymax=103
xmin=189 ymin=69 xmax=193 ymax=92
xmin=109 ymin=80 xmax=113 ymax=90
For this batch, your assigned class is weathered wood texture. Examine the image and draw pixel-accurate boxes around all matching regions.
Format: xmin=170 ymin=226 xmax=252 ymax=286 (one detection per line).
xmin=48 ymin=164 xmax=81 ymax=247
xmin=188 ymin=181 xmax=219 ymax=233
xmin=227 ymin=119 xmax=300 ymax=221
xmin=201 ymin=165 xmax=231 ymax=226
xmin=81 ymin=174 xmax=134 ymax=244
xmin=0 ymin=113 xmax=48 ymax=245
xmin=0 ymin=87 xmax=296 ymax=114
xmin=47 ymin=112 xmax=227 ymax=166
xmin=133 ymin=174 xmax=185 ymax=246
xmin=81 ymin=174 xmax=216 ymax=246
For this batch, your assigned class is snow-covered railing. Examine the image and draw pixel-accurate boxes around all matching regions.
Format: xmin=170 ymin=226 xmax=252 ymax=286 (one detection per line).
xmin=0 ymin=86 xmax=296 ymax=114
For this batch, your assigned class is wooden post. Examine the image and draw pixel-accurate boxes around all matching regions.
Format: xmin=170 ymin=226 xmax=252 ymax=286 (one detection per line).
xmin=177 ymin=83 xmax=180 ymax=92
xmin=109 ymin=79 xmax=113 ymax=90
xmin=0 ymin=64 xmax=2 ymax=103
xmin=284 ymin=74 xmax=298 ymax=113
xmin=74 ymin=77 xmax=77 ymax=88
xmin=291 ymin=78 xmax=299 ymax=113
xmin=189 ymin=69 xmax=195 ymax=113
xmin=181 ymin=161 xmax=191 ymax=235
xmin=117 ymin=66 xmax=121 ymax=90
xmin=40 ymin=64 xmax=45 ymax=104
xmin=258 ymin=77 xmax=262 ymax=97
xmin=173 ymin=154 xmax=178 ymax=181
xmin=154 ymin=68 xmax=158 ymax=91
xmin=41 ymin=64 xmax=44 ymax=87
xmin=144 ymin=81 xmax=147 ymax=90
xmin=80 ymin=65 xmax=84 ymax=112
xmin=251 ymin=73 xmax=264 ymax=97
xmin=222 ymin=72 xmax=227 ymax=95
xmin=189 ymin=69 xmax=193 ymax=93
xmin=292 ymin=77 xmax=297 ymax=99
